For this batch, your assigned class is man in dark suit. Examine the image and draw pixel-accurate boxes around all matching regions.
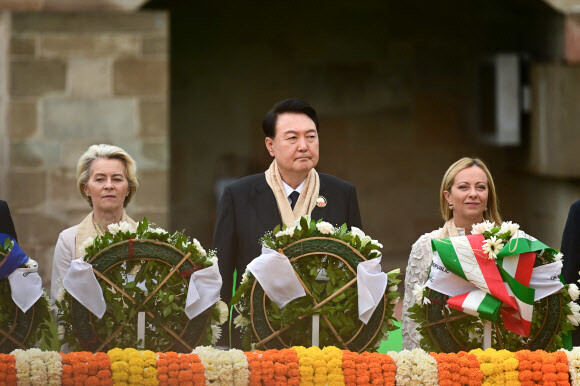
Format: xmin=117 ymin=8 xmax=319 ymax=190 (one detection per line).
xmin=212 ymin=98 xmax=362 ymax=307
xmin=0 ymin=200 xmax=18 ymax=241
xmin=562 ymin=200 xmax=580 ymax=345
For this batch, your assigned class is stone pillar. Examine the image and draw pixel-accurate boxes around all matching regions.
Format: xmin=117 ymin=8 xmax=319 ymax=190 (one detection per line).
xmin=5 ymin=11 xmax=169 ymax=285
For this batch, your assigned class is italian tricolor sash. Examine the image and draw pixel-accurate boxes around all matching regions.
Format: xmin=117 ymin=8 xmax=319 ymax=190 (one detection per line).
xmin=431 ymin=232 xmax=553 ymax=337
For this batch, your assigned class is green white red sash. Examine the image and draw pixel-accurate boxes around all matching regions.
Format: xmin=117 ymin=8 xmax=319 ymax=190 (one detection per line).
xmin=431 ymin=233 xmax=553 ymax=337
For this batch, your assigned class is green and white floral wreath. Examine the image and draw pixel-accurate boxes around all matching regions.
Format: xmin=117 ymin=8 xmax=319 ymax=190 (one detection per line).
xmin=0 ymin=236 xmax=52 ymax=353
xmin=408 ymin=220 xmax=578 ymax=352
xmin=231 ymin=216 xmax=401 ymax=352
xmin=56 ymin=218 xmax=228 ymax=352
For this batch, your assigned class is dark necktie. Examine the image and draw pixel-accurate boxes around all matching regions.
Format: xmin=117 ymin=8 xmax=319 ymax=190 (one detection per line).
xmin=289 ymin=191 xmax=300 ymax=210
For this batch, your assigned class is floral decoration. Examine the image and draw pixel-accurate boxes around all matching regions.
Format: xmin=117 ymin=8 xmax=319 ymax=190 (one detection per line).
xmin=60 ymin=351 xmax=112 ymax=386
xmin=12 ymin=348 xmax=62 ymax=385
xmin=470 ymin=348 xmax=520 ymax=385
xmin=107 ymin=348 xmax=158 ymax=385
xmin=514 ymin=349 xmax=569 ymax=385
xmin=430 ymin=351 xmax=484 ymax=386
xmin=232 ymin=216 xmax=400 ymax=350
xmin=390 ymin=348 xmax=438 ymax=385
xmin=408 ymin=220 xmax=577 ymax=352
xmin=156 ymin=352 xmax=204 ymax=385
xmin=57 ymin=218 xmax=227 ymax=351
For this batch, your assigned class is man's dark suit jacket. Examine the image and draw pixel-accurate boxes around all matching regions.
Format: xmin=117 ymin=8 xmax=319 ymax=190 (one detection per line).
xmin=0 ymin=200 xmax=17 ymax=241
xmin=562 ymin=200 xmax=580 ymax=345
xmin=212 ymin=172 xmax=363 ymax=304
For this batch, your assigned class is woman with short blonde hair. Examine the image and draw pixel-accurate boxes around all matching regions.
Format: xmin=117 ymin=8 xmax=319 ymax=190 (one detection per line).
xmin=401 ymin=157 xmax=502 ymax=349
xmin=51 ymin=144 xmax=139 ymax=308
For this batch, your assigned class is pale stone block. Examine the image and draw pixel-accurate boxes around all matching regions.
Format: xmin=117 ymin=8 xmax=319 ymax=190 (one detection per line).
xmin=43 ymin=97 xmax=136 ymax=139
xmin=139 ymin=100 xmax=167 ymax=137
xmin=114 ymin=58 xmax=167 ymax=96
xmin=12 ymin=12 xmax=167 ymax=34
xmin=9 ymin=141 xmax=61 ymax=167
xmin=47 ymin=170 xmax=87 ymax=209
xmin=132 ymin=170 xmax=167 ymax=209
xmin=142 ymin=35 xmax=167 ymax=56
xmin=11 ymin=36 xmax=35 ymax=56
xmin=40 ymin=35 xmax=139 ymax=58
xmin=138 ymin=141 xmax=168 ymax=169
xmin=68 ymin=58 xmax=111 ymax=96
xmin=8 ymin=170 xmax=46 ymax=209
xmin=11 ymin=59 xmax=66 ymax=97
xmin=11 ymin=212 xmax=68 ymax=245
xmin=8 ymin=101 xmax=37 ymax=139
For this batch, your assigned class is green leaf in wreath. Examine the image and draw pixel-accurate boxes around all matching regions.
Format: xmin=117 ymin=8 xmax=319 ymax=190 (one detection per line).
xmin=340 ymin=223 xmax=347 ymax=235
xmin=163 ymin=305 xmax=172 ymax=317
xmin=4 ymin=238 xmax=11 ymax=251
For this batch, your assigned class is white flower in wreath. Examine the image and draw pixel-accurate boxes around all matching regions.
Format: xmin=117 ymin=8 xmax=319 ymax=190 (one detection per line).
xmin=56 ymin=285 xmax=66 ymax=302
xmin=412 ymin=283 xmax=425 ymax=304
xmin=79 ymin=236 xmax=95 ymax=254
xmin=482 ymin=236 xmax=503 ymax=259
xmin=499 ymin=221 xmax=520 ymax=237
xmin=119 ymin=221 xmax=135 ymax=234
xmin=234 ymin=314 xmax=250 ymax=328
xmin=570 ymin=284 xmax=580 ymax=301
xmin=240 ymin=271 xmax=249 ymax=285
xmin=210 ymin=324 xmax=222 ymax=345
xmin=371 ymin=239 xmax=383 ymax=248
xmin=149 ymin=227 xmax=166 ymax=235
xmin=351 ymin=226 xmax=366 ymax=240
xmin=25 ymin=258 xmax=38 ymax=268
xmin=193 ymin=238 xmax=207 ymax=256
xmin=107 ymin=223 xmax=121 ymax=234
xmin=275 ymin=226 xmax=296 ymax=238
xmin=316 ymin=221 xmax=334 ymax=235
xmin=390 ymin=296 xmax=400 ymax=304
xmin=57 ymin=325 xmax=65 ymax=340
xmin=360 ymin=235 xmax=372 ymax=247
xmin=568 ymin=301 xmax=580 ymax=326
xmin=216 ymin=300 xmax=228 ymax=324
xmin=555 ymin=252 xmax=563 ymax=261
xmin=388 ymin=284 xmax=398 ymax=292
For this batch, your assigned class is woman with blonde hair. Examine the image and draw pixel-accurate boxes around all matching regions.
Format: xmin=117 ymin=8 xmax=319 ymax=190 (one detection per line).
xmin=50 ymin=144 xmax=139 ymax=304
xmin=401 ymin=157 xmax=501 ymax=349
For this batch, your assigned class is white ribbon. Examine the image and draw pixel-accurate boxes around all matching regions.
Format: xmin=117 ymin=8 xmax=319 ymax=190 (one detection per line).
xmin=357 ymin=257 xmax=388 ymax=324
xmin=427 ymin=251 xmax=564 ymax=301
xmin=8 ymin=259 xmax=43 ymax=313
xmin=63 ymin=259 xmax=106 ymax=319
xmin=185 ymin=263 xmax=222 ymax=319
xmin=247 ymin=247 xmax=306 ymax=308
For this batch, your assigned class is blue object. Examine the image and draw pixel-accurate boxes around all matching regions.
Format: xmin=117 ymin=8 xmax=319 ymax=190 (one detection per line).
xmin=0 ymin=233 xmax=28 ymax=279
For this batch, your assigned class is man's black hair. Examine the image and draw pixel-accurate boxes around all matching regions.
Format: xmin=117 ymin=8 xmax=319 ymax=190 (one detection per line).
xmin=262 ymin=98 xmax=319 ymax=138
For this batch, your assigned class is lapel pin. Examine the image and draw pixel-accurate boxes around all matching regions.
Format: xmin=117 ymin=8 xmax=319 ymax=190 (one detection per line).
xmin=316 ymin=196 xmax=327 ymax=208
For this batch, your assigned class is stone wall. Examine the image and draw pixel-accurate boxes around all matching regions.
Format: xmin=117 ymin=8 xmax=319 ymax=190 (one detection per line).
xmin=2 ymin=11 xmax=169 ymax=285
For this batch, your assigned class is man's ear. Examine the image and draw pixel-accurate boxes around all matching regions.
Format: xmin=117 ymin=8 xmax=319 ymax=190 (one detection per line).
xmin=265 ymin=137 xmax=275 ymax=157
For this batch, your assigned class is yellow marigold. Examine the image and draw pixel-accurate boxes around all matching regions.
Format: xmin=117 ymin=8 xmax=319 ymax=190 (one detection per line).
xmin=314 ymin=360 xmax=326 ymax=370
xmin=327 ymin=358 xmax=342 ymax=369
xmin=503 ymin=357 xmax=519 ymax=371
xmin=504 ymin=370 xmax=519 ymax=381
xmin=328 ymin=373 xmax=343 ymax=382
xmin=129 ymin=365 xmax=143 ymax=375
xmin=124 ymin=348 xmax=139 ymax=355
xmin=112 ymin=371 xmax=129 ymax=382
xmin=143 ymin=366 xmax=157 ymax=378
xmin=313 ymin=374 xmax=327 ymax=384
xmin=111 ymin=361 xmax=130 ymax=372
xmin=301 ymin=357 xmax=314 ymax=366
xmin=505 ymin=381 xmax=521 ymax=386
xmin=300 ymin=365 xmax=314 ymax=376
xmin=480 ymin=363 xmax=496 ymax=376
xmin=129 ymin=358 xmax=145 ymax=368
xmin=142 ymin=378 xmax=159 ymax=386
xmin=128 ymin=374 xmax=144 ymax=383
xmin=116 ymin=382 xmax=129 ymax=386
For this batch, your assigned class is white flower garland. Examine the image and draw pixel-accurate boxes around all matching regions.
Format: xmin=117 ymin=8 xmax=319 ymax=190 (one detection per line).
xmin=193 ymin=346 xmax=233 ymax=384
xmin=229 ymin=348 xmax=250 ymax=386
xmin=389 ymin=349 xmax=438 ymax=386
xmin=12 ymin=348 xmax=62 ymax=386
xmin=564 ymin=348 xmax=580 ymax=386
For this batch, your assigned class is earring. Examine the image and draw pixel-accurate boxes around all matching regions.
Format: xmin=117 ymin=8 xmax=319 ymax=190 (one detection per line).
xmin=448 ymin=204 xmax=453 ymax=210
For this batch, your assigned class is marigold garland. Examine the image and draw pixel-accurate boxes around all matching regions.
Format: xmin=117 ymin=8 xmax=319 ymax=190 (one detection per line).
xmin=514 ymin=350 xmax=569 ymax=386
xmin=471 ymin=348 xmax=520 ymax=386
xmin=0 ymin=353 xmax=17 ymax=386
xmin=1 ymin=347 xmax=580 ymax=385
xmin=431 ymin=351 xmax=484 ymax=386
xmin=60 ymin=351 xmax=112 ymax=386
xmin=107 ymin=348 xmax=158 ymax=386
xmin=156 ymin=352 xmax=204 ymax=386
